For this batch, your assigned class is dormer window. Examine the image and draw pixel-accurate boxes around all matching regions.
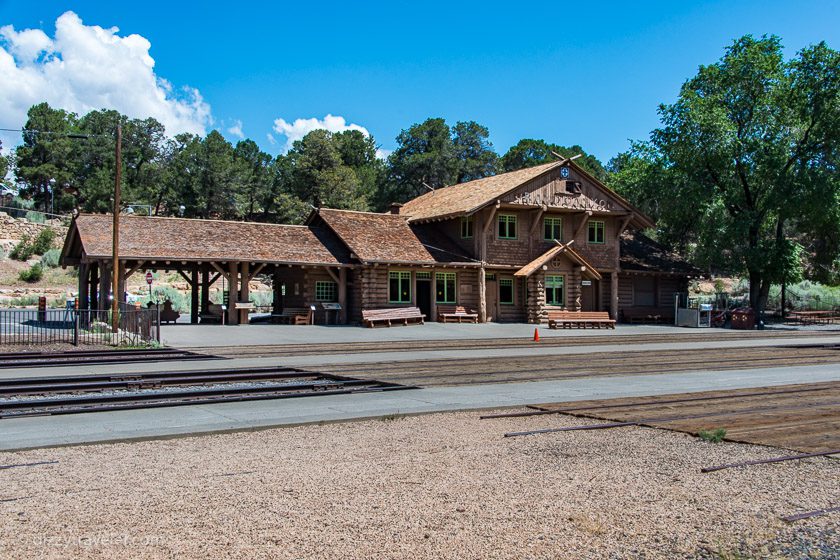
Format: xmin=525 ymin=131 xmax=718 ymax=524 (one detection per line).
xmin=498 ymin=214 xmax=517 ymax=239
xmin=460 ymin=216 xmax=473 ymax=238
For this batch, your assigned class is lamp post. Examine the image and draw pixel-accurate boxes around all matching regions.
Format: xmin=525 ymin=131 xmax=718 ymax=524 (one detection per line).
xmin=112 ymin=124 xmax=122 ymax=334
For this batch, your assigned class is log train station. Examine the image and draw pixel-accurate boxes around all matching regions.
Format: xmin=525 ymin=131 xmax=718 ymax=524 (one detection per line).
xmin=60 ymin=159 xmax=696 ymax=326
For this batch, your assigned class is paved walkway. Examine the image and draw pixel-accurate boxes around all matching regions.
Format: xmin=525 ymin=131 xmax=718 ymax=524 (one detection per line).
xmin=160 ymin=322 xmax=739 ymax=347
xmin=2 ymin=363 xmax=839 ymax=451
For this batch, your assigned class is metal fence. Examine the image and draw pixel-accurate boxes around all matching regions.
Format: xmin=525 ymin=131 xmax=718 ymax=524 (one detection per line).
xmin=0 ymin=307 xmax=160 ymax=347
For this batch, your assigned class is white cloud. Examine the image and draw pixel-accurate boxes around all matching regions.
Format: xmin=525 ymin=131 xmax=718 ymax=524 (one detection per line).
xmin=375 ymin=147 xmax=392 ymax=160
xmin=0 ymin=11 xmax=212 ymax=148
xmin=272 ymin=113 xmax=369 ymax=152
xmin=227 ymin=119 xmax=244 ymax=139
xmin=266 ymin=133 xmax=277 ymax=145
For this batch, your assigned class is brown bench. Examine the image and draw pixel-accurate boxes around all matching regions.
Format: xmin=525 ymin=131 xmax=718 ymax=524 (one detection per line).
xmin=437 ymin=305 xmax=478 ymax=323
xmin=547 ymin=310 xmax=615 ymax=329
xmin=272 ymin=307 xmax=313 ymax=325
xmin=362 ymin=307 xmax=425 ymax=328
xmin=622 ymin=307 xmax=674 ymax=324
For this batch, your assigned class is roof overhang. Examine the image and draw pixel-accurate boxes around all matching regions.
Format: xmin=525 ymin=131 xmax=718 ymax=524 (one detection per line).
xmin=514 ymin=241 xmax=603 ymax=280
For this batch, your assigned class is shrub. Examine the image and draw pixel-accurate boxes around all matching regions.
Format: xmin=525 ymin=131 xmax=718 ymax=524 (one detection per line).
xmin=30 ymin=228 xmax=56 ymax=255
xmin=24 ymin=211 xmax=46 ymax=224
xmin=40 ymin=248 xmax=61 ymax=268
xmin=697 ymin=428 xmax=727 ymax=443
xmin=9 ymin=235 xmax=33 ymax=261
xmin=19 ymin=263 xmax=44 ymax=283
xmin=139 ymin=285 xmax=190 ymax=312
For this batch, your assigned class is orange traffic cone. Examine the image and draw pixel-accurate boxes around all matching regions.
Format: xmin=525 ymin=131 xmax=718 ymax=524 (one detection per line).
xmin=533 ymin=328 xmax=540 ymax=342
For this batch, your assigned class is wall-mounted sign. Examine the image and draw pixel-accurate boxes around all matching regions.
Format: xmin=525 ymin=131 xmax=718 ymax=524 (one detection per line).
xmin=581 ymin=280 xmax=592 ymax=286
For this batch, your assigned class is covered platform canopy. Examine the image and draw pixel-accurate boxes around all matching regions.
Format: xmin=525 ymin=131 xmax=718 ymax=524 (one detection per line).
xmin=60 ymin=214 xmax=352 ymax=325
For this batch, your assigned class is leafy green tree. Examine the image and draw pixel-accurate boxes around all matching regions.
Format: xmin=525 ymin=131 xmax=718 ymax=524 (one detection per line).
xmin=287 ymin=129 xmax=368 ymax=211
xmin=612 ymin=35 xmax=840 ymax=313
xmin=14 ymin=102 xmax=78 ymax=213
xmin=501 ymin=139 xmax=608 ymax=182
xmin=0 ymin=141 xmax=9 ymax=186
xmin=386 ymin=118 xmax=457 ymax=203
xmin=233 ymin=139 xmax=272 ymax=219
xmin=452 ymin=121 xmax=498 ymax=183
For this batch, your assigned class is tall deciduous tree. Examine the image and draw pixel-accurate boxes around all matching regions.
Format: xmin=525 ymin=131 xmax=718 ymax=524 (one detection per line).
xmin=612 ymin=35 xmax=840 ymax=312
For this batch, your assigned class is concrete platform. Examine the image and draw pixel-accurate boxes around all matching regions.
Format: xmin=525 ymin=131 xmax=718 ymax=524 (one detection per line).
xmin=160 ymin=322 xmax=738 ymax=347
xmin=2 ymin=363 xmax=839 ymax=450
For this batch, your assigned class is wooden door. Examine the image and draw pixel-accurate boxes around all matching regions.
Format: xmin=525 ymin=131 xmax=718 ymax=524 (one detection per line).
xmin=581 ymin=280 xmax=597 ymax=311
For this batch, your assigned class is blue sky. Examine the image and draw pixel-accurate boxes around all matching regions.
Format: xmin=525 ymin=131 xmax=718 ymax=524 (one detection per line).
xmin=1 ymin=0 xmax=838 ymax=163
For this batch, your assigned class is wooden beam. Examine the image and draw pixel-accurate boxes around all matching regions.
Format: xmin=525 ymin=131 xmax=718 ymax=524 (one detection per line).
xmin=574 ymin=211 xmax=592 ymax=240
xmin=209 ymin=261 xmax=227 ymax=279
xmin=124 ymin=261 xmax=145 ymax=280
xmin=616 ymin=214 xmax=633 ymax=239
xmin=324 ymin=267 xmax=340 ymax=283
xmin=245 ymin=263 xmax=266 ymax=284
xmin=177 ymin=270 xmax=192 ymax=284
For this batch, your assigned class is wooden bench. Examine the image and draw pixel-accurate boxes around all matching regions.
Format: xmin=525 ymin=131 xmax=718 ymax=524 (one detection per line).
xmin=159 ymin=299 xmax=180 ymax=324
xmin=271 ymin=307 xmax=313 ymax=325
xmin=199 ymin=303 xmax=224 ymax=324
xmin=362 ymin=307 xmax=425 ymax=328
xmin=547 ymin=310 xmax=615 ymax=329
xmin=437 ymin=305 xmax=479 ymax=323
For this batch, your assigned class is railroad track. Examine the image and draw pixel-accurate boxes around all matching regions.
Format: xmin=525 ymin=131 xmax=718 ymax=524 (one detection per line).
xmin=312 ymin=343 xmax=840 ymax=386
xmin=198 ymin=330 xmax=835 ymax=359
xmin=0 ymin=366 xmax=410 ymax=418
xmin=0 ymin=348 xmax=221 ymax=369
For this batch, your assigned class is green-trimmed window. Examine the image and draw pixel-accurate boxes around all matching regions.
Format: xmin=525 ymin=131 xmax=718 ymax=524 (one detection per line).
xmin=416 ymin=271 xmax=431 ymax=280
xmin=315 ymin=281 xmax=337 ymax=302
xmin=498 ymin=214 xmax=517 ymax=239
xmin=389 ymin=271 xmax=411 ymax=303
xmin=460 ymin=216 xmax=473 ymax=238
xmin=545 ymin=275 xmax=565 ymax=306
xmin=436 ymin=272 xmax=456 ymax=303
xmin=588 ymin=220 xmax=605 ymax=244
xmin=544 ymin=217 xmax=563 ymax=241
xmin=500 ymin=278 xmax=514 ymax=305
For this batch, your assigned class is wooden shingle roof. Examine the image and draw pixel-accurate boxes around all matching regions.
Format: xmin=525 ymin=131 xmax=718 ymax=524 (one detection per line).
xmin=314 ymin=208 xmax=476 ymax=265
xmin=619 ymin=231 xmax=699 ymax=276
xmin=400 ymin=162 xmax=559 ymax=222
xmin=514 ymin=241 xmax=602 ymax=280
xmin=61 ymin=214 xmax=351 ymax=266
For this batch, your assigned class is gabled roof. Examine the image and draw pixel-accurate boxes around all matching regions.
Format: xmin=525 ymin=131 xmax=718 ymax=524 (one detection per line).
xmin=60 ymin=214 xmax=351 ymax=266
xmin=399 ymin=159 xmax=655 ymax=230
xmin=514 ymin=241 xmax=602 ymax=280
xmin=619 ymin=230 xmax=700 ymax=276
xmin=312 ymin=208 xmax=477 ymax=265
xmin=400 ymin=161 xmax=559 ymax=222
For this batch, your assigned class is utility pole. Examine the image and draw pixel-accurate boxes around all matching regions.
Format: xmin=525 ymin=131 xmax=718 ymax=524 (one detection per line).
xmin=112 ymin=124 xmax=122 ymax=334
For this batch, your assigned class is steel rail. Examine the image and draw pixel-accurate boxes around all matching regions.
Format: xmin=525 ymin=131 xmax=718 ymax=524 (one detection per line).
xmin=0 ymin=381 xmax=409 ymax=418
xmin=503 ymin=400 xmax=840 ymax=438
xmin=701 ymin=449 xmax=840 ymax=473
xmin=481 ymin=383 xmax=838 ymax=419
xmin=0 ymin=348 xmax=219 ymax=368
xmin=782 ymin=505 xmax=840 ymax=523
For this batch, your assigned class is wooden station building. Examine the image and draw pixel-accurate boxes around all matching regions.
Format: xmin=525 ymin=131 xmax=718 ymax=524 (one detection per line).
xmin=60 ymin=159 xmax=695 ymax=325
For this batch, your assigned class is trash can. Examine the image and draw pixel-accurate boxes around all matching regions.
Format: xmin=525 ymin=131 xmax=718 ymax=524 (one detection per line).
xmin=730 ymin=307 xmax=755 ymax=330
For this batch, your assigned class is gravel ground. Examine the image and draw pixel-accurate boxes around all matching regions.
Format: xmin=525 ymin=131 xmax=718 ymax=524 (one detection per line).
xmin=0 ymin=342 xmax=113 ymax=353
xmin=0 ymin=411 xmax=837 ymax=559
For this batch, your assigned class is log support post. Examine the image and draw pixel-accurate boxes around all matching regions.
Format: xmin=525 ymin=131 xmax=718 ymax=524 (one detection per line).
xmin=338 ymin=267 xmax=347 ymax=324
xmin=190 ymin=266 xmax=199 ymax=324
xmin=610 ymin=272 xmax=619 ymax=320
xmin=227 ymin=261 xmax=239 ymax=325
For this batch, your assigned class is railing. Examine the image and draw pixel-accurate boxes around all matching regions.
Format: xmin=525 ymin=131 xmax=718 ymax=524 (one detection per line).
xmin=0 ymin=308 xmax=160 ymax=347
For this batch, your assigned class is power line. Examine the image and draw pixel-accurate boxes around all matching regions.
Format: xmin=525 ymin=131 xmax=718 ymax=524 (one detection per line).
xmin=0 ymin=128 xmax=114 ymax=139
